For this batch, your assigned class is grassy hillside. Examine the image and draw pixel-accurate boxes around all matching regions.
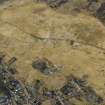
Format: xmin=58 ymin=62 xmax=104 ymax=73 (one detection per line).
xmin=0 ymin=0 xmax=105 ymax=105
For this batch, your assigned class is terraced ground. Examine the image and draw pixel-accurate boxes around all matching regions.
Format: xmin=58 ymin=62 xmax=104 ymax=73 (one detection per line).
xmin=0 ymin=0 xmax=105 ymax=104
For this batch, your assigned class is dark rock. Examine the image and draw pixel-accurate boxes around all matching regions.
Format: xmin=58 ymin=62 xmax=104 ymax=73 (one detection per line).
xmin=0 ymin=55 xmax=29 ymax=105
xmin=96 ymin=2 xmax=105 ymax=23
xmin=0 ymin=96 xmax=11 ymax=105
xmin=83 ymin=86 xmax=104 ymax=104
xmin=0 ymin=0 xmax=9 ymax=4
xmin=61 ymin=75 xmax=104 ymax=104
xmin=47 ymin=0 xmax=68 ymax=8
xmin=32 ymin=58 xmax=58 ymax=75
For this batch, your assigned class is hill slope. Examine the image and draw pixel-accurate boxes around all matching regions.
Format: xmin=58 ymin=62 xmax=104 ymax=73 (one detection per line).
xmin=0 ymin=0 xmax=105 ymax=105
